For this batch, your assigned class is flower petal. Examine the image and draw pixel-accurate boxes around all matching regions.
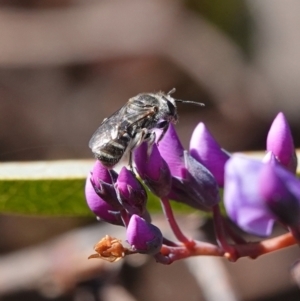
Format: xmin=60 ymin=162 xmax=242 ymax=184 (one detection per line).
xmin=157 ymin=124 xmax=185 ymax=178
xmin=259 ymin=163 xmax=300 ymax=226
xmin=224 ymin=155 xmax=276 ymax=236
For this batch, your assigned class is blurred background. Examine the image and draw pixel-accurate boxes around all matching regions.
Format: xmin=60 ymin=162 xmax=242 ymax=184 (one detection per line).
xmin=0 ymin=0 xmax=300 ymax=300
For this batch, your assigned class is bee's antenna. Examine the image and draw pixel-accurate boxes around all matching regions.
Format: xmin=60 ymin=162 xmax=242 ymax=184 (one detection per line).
xmin=175 ymin=99 xmax=205 ymax=107
xmin=167 ymin=88 xmax=204 ymax=106
xmin=167 ymin=88 xmax=176 ymax=95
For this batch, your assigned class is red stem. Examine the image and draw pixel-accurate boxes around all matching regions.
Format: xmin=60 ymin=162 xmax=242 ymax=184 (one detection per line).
xmin=160 ymin=197 xmax=195 ymax=248
xmin=223 ymin=220 xmax=247 ymax=244
xmin=212 ymin=204 xmax=238 ymax=261
xmin=234 ymin=232 xmax=296 ymax=258
xmin=155 ymin=232 xmax=297 ymax=264
xmin=157 ymin=241 xmax=224 ymax=264
xmin=289 ymin=226 xmax=300 ymax=244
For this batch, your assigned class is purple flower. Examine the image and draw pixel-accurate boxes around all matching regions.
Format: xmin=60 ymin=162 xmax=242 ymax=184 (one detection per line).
xmin=85 ymin=176 xmax=123 ymax=226
xmin=224 ymin=154 xmax=300 ymax=236
xmin=134 ymin=142 xmax=171 ymax=197
xmin=156 ymin=124 xmax=185 ymax=178
xmin=86 ymin=160 xmax=122 ymax=212
xmin=259 ymin=163 xmax=300 ymax=226
xmin=126 ymin=214 xmax=163 ymax=254
xmin=91 ymin=160 xmax=113 ymax=187
xmin=189 ymin=122 xmax=230 ymax=187
xmin=115 ymin=167 xmax=147 ymax=216
xmin=224 ymin=155 xmax=275 ymax=236
xmin=157 ymin=124 xmax=220 ymax=210
xmin=266 ymin=112 xmax=297 ymax=173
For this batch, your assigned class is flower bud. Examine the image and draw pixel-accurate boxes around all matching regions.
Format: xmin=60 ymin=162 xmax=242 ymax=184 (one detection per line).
xmin=266 ymin=112 xmax=297 ymax=173
xmin=134 ymin=142 xmax=171 ymax=197
xmin=115 ymin=167 xmax=147 ymax=216
xmin=90 ymin=160 xmax=122 ymax=210
xmin=126 ymin=214 xmax=163 ymax=254
xmin=85 ymin=177 xmax=123 ymax=225
xmin=157 ymin=125 xmax=219 ymax=210
xmin=168 ymin=153 xmax=219 ymax=210
xmin=157 ymin=124 xmax=185 ymax=178
xmin=189 ymin=122 xmax=230 ymax=187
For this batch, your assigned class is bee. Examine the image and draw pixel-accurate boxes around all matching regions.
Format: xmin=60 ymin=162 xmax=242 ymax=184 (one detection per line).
xmin=89 ymin=88 xmax=204 ymax=169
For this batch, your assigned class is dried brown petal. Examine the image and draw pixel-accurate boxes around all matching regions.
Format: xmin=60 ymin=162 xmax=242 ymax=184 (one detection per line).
xmin=88 ymin=235 xmax=126 ymax=262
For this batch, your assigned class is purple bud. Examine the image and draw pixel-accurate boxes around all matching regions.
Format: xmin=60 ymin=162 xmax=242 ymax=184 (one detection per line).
xmin=89 ymin=160 xmax=122 ymax=210
xmin=171 ymin=152 xmax=219 ymax=209
xmin=259 ymin=163 xmax=300 ymax=226
xmin=126 ymin=214 xmax=163 ymax=254
xmin=91 ymin=160 xmax=112 ymax=188
xmin=115 ymin=167 xmax=147 ymax=216
xmin=158 ymin=124 xmax=219 ymax=210
xmin=224 ymin=155 xmax=276 ymax=236
xmin=189 ymin=122 xmax=230 ymax=187
xmin=266 ymin=112 xmax=297 ymax=173
xmin=134 ymin=142 xmax=171 ymax=197
xmin=85 ymin=177 xmax=123 ymax=226
xmin=157 ymin=124 xmax=185 ymax=178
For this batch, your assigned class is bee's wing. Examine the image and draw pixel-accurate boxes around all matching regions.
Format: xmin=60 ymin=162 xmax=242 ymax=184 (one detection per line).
xmin=89 ymin=100 xmax=156 ymax=152
xmin=89 ymin=106 xmax=128 ymax=151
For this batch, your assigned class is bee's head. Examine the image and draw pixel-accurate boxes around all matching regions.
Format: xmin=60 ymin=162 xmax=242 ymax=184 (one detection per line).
xmin=166 ymin=88 xmax=204 ymax=116
xmin=136 ymin=88 xmax=203 ymax=124
xmin=154 ymin=91 xmax=178 ymax=123
xmin=159 ymin=88 xmax=204 ymax=124
xmin=164 ymin=95 xmax=178 ymax=123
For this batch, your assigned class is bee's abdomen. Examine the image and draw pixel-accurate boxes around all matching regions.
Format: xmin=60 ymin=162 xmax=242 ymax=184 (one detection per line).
xmin=95 ymin=135 xmax=129 ymax=169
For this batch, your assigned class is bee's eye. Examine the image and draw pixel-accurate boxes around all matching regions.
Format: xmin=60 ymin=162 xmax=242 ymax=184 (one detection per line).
xmin=166 ymin=99 xmax=176 ymax=116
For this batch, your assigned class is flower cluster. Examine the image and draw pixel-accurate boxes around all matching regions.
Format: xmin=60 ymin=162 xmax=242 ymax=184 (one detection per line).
xmin=86 ymin=112 xmax=299 ymax=264
xmin=224 ymin=113 xmax=299 ymax=237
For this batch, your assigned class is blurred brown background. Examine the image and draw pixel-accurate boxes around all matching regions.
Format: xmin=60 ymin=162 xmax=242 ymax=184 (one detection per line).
xmin=2 ymin=0 xmax=300 ymax=163
xmin=0 ymin=0 xmax=300 ymax=301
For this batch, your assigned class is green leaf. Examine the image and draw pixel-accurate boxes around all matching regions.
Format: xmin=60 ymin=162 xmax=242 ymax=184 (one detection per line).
xmin=0 ymin=160 xmax=195 ymax=216
xmin=0 ymin=179 xmax=91 ymax=216
xmin=0 ymin=151 xmax=298 ymax=216
xmin=0 ymin=160 xmax=93 ymax=216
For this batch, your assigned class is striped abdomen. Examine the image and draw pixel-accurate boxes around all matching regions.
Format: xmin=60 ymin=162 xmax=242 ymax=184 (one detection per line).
xmin=95 ymin=134 xmax=131 ymax=169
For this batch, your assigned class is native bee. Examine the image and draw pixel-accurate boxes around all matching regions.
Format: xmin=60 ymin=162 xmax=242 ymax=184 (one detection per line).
xmin=89 ymin=88 xmax=203 ymax=169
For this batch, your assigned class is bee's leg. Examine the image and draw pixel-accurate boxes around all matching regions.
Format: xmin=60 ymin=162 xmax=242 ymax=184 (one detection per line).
xmin=156 ymin=121 xmax=169 ymax=145
xmin=145 ymin=130 xmax=155 ymax=145
xmin=128 ymin=130 xmax=149 ymax=171
xmin=133 ymin=129 xmax=150 ymax=148
xmin=146 ymin=131 xmax=156 ymax=157
xmin=128 ymin=151 xmax=134 ymax=172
